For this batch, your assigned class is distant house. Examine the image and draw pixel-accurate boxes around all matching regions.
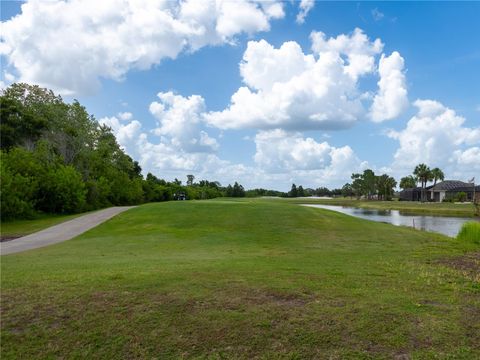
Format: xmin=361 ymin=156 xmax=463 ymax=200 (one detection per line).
xmin=399 ymin=187 xmax=423 ymax=201
xmin=400 ymin=180 xmax=479 ymax=202
xmin=429 ymin=180 xmax=479 ymax=202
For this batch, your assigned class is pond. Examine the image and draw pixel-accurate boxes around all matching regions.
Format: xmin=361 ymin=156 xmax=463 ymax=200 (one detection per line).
xmin=302 ymin=204 xmax=478 ymax=237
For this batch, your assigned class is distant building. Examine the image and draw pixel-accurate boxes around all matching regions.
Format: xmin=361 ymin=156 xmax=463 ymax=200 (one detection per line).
xmin=428 ymin=180 xmax=478 ymax=202
xmin=399 ymin=180 xmax=479 ymax=202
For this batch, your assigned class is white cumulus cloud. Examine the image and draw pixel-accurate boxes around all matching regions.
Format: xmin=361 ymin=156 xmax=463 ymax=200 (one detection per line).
xmin=118 ymin=112 xmax=133 ymax=121
xmin=388 ymin=99 xmax=480 ymax=178
xmin=0 ymin=0 xmax=284 ymax=95
xmin=296 ymin=0 xmax=315 ymax=24
xmin=254 ymin=129 xmax=334 ymax=171
xmin=254 ymin=129 xmax=368 ymax=185
xmin=369 ymin=51 xmax=408 ymax=122
xmin=206 ymin=28 xmax=407 ymax=131
xmin=310 ymin=28 xmax=384 ymax=80
xmin=149 ymin=91 xmax=218 ymax=153
xmin=98 ymin=116 xmax=142 ymax=153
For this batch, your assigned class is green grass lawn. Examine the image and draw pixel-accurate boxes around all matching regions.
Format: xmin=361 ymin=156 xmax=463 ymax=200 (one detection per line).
xmin=288 ymin=197 xmax=478 ymax=217
xmin=1 ymin=199 xmax=479 ymax=359
xmin=1 ymin=212 xmax=90 ymax=238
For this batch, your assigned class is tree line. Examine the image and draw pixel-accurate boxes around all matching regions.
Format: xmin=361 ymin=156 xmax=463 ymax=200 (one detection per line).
xmin=0 ymin=84 xmax=246 ymax=220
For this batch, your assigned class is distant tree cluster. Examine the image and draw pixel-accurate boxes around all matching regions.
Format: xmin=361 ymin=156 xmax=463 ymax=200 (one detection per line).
xmin=340 ymin=169 xmax=397 ymax=200
xmin=245 ymin=188 xmax=286 ymax=197
xmin=142 ymin=174 xmax=224 ymax=202
xmin=311 ymin=186 xmax=343 ymax=197
xmin=225 ymin=182 xmax=246 ymax=197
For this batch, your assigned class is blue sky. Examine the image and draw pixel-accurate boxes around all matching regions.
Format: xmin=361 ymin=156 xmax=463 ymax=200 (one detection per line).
xmin=1 ymin=1 xmax=479 ymax=190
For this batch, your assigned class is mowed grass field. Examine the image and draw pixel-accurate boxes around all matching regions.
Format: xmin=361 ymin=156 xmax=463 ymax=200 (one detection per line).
xmin=1 ymin=199 xmax=479 ymax=359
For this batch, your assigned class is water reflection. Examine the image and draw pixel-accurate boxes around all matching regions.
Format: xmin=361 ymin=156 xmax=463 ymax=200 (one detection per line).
xmin=303 ymin=204 xmax=478 ymax=237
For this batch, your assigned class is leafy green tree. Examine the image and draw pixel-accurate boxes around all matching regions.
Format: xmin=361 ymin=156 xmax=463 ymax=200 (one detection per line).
xmin=341 ymin=183 xmax=354 ymax=198
xmin=315 ymin=187 xmax=331 ymax=197
xmin=399 ymin=175 xmax=417 ymax=190
xmin=232 ymin=182 xmax=245 ymax=197
xmin=0 ymin=152 xmax=38 ymax=219
xmin=351 ymin=169 xmax=377 ymax=199
xmin=362 ymin=169 xmax=377 ymax=199
xmin=297 ymin=185 xmax=305 ymax=197
xmin=350 ymin=175 xmax=363 ymax=199
xmin=431 ymin=167 xmax=445 ymax=187
xmin=289 ymin=183 xmax=298 ymax=198
xmin=85 ymin=177 xmax=112 ymax=209
xmin=0 ymin=97 xmax=47 ymax=150
xmin=37 ymin=165 xmax=87 ymax=214
xmin=376 ymin=174 xmax=397 ymax=200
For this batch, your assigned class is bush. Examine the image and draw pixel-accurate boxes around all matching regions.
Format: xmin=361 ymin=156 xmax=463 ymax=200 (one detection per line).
xmin=457 ymin=222 xmax=480 ymax=244
xmin=0 ymin=159 xmax=37 ymax=219
xmin=37 ymin=165 xmax=87 ymax=214
xmin=456 ymin=192 xmax=467 ymax=202
xmin=85 ymin=177 xmax=112 ymax=210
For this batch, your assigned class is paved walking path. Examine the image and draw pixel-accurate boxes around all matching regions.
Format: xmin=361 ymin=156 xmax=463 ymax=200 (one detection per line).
xmin=1 ymin=206 xmax=136 ymax=255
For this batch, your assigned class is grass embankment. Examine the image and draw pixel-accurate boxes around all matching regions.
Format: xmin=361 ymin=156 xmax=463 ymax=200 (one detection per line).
xmin=1 ymin=199 xmax=479 ymax=358
xmin=1 ymin=212 xmax=90 ymax=239
xmin=288 ymin=197 xmax=477 ymax=217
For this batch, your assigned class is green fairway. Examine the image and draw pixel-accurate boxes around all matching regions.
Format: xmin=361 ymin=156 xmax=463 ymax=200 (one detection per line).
xmin=288 ymin=197 xmax=477 ymax=217
xmin=1 ymin=199 xmax=479 ymax=359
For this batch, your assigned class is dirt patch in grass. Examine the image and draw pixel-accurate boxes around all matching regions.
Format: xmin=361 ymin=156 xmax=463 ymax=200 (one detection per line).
xmin=237 ymin=288 xmax=310 ymax=307
xmin=0 ymin=235 xmax=21 ymax=242
xmin=460 ymin=298 xmax=480 ymax=350
xmin=437 ymin=252 xmax=480 ymax=282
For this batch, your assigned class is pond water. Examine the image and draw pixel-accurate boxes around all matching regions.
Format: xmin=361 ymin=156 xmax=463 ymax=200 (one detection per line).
xmin=303 ymin=204 xmax=478 ymax=237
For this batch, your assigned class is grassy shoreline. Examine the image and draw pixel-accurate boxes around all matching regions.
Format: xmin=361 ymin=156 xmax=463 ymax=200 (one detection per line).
xmin=286 ymin=197 xmax=478 ymax=217
xmin=2 ymin=199 xmax=479 ymax=358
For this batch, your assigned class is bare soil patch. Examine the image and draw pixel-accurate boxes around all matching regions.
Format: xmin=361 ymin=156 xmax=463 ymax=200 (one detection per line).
xmin=0 ymin=236 xmax=21 ymax=242
xmin=437 ymin=252 xmax=480 ymax=282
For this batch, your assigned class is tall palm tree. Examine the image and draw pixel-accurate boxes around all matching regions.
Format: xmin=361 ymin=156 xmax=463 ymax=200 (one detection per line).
xmin=431 ymin=167 xmax=445 ymax=187
xmin=413 ymin=163 xmax=433 ymax=202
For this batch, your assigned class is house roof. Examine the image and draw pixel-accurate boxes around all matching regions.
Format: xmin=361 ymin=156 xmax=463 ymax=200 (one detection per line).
xmin=400 ymin=187 xmax=422 ymax=192
xmin=452 ymin=185 xmax=480 ymax=192
xmin=430 ymin=180 xmax=471 ymax=191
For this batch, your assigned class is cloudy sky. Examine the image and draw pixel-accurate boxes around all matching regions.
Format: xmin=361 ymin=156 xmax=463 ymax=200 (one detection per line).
xmin=1 ymin=0 xmax=479 ymax=190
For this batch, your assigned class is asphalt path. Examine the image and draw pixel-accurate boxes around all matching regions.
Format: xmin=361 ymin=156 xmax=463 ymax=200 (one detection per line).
xmin=1 ymin=206 xmax=136 ymax=255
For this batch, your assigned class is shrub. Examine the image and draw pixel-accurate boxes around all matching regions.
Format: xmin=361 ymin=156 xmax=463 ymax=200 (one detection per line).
xmin=37 ymin=165 xmax=87 ymax=214
xmin=456 ymin=192 xmax=467 ymax=202
xmin=0 ymin=159 xmax=37 ymax=219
